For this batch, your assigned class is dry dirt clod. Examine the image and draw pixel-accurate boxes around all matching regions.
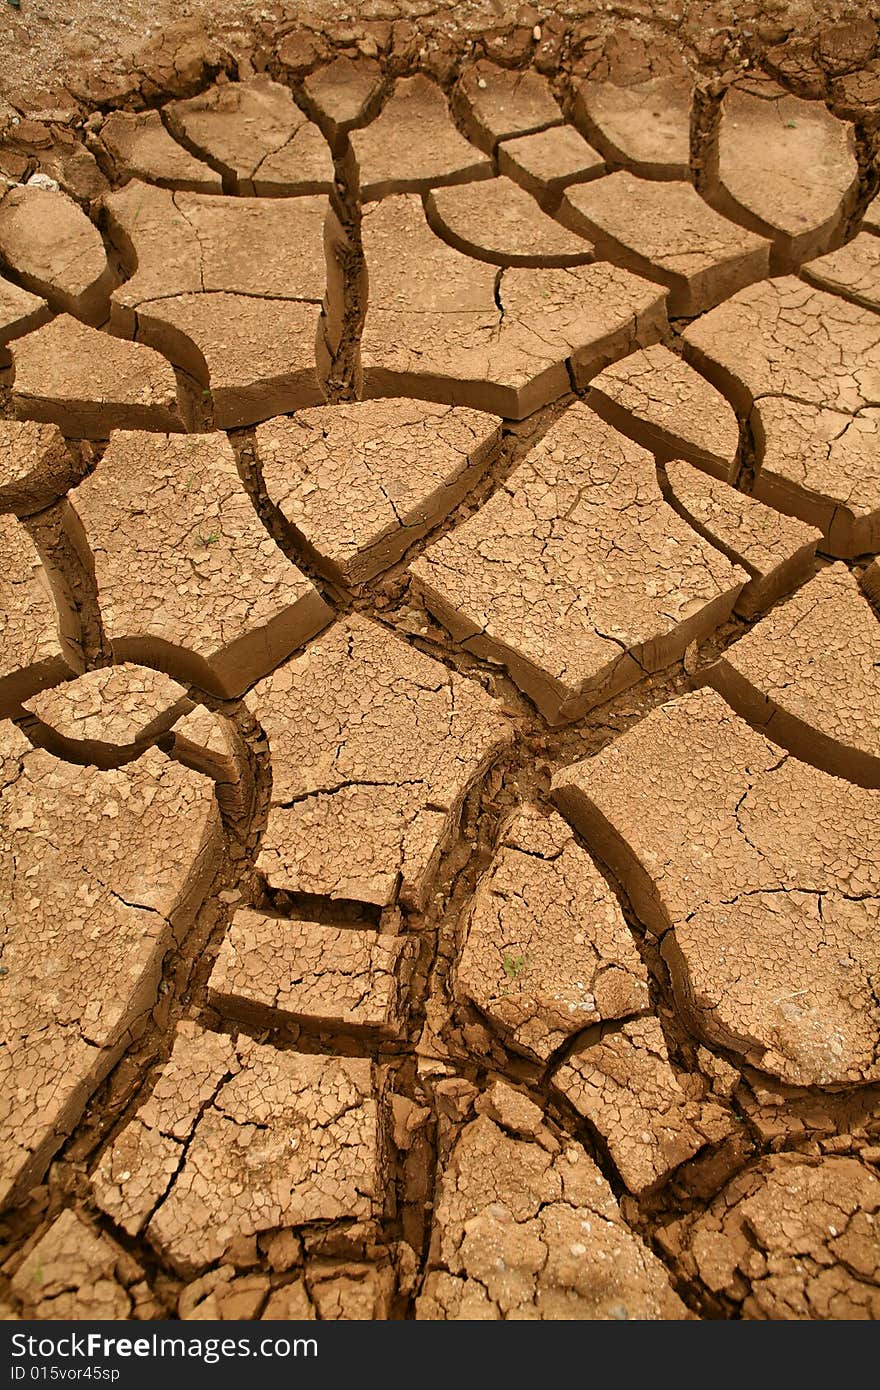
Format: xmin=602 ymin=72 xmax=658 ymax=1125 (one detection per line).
xmin=104 ymin=181 xmax=329 ymax=312
xmin=559 ymin=172 xmax=771 ymax=316
xmin=10 ymin=315 xmax=188 ymax=438
xmin=254 ymin=399 xmax=502 ymax=586
xmin=455 ymin=804 xmax=648 ymax=1063
xmin=302 ymin=56 xmax=385 ymax=148
xmin=137 ymin=292 xmax=326 ymax=430
xmin=666 ymin=1154 xmax=880 ymax=1318
xmin=801 ymin=231 xmax=880 ymax=313
xmin=22 ymin=662 xmax=187 ymax=767
xmin=411 ymin=403 xmax=746 ymax=724
xmin=704 ymin=87 xmax=859 ymax=269
xmin=453 ymin=60 xmax=564 ymax=155
xmin=247 ymin=614 xmax=512 ymax=911
xmin=572 ymin=74 xmax=693 ymax=180
xmin=94 ymin=110 xmax=221 ymax=194
xmin=425 ymin=176 xmax=595 ymax=268
xmin=65 ymin=430 xmax=331 ymax=698
xmin=554 ymin=1015 xmax=735 ymax=1196
xmin=207 ymin=908 xmax=415 ymax=1038
xmin=100 ymin=181 xmax=330 ymax=424
xmin=11 ymin=1210 xmax=145 ymax=1320
xmin=0 ymin=511 xmax=69 ymax=716
xmin=350 ymin=74 xmax=492 ymax=202
xmin=0 ymin=717 xmax=222 ymax=1208
xmin=0 ymin=418 xmax=79 ymax=517
xmin=588 ymin=344 xmax=740 ymax=479
xmin=166 ymin=75 xmax=333 ymax=196
xmin=552 ymin=688 xmax=880 ymax=1089
xmin=683 ymin=277 xmax=880 ymax=558
xmin=0 ymin=184 xmax=114 ymax=327
xmin=359 ymin=193 xmax=667 ymax=420
xmin=416 ymin=1111 xmax=688 ymax=1320
xmin=704 ymin=563 xmax=880 ymax=787
xmin=307 ymin=1262 xmax=396 ymax=1321
xmin=661 ymin=458 xmax=821 ymax=618
xmin=0 ymin=274 xmax=51 ymax=365
xmin=497 ymin=125 xmax=606 ymax=209
xmin=93 ymin=1023 xmax=386 ymax=1278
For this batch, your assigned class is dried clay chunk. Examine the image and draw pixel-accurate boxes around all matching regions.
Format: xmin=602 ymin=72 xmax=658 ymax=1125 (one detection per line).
xmin=23 ymin=663 xmax=188 ymax=767
xmin=0 ymin=720 xmax=221 ymax=1208
xmin=705 ymin=563 xmax=880 ymax=787
xmin=95 ymin=109 xmax=221 ymax=192
xmin=0 ymin=274 xmax=50 ymax=359
xmin=302 ymin=56 xmax=384 ymax=145
xmin=66 ymin=430 xmax=331 ymax=697
xmin=667 ymin=1154 xmax=880 ymax=1319
xmin=802 ymin=232 xmax=880 ymax=313
xmin=91 ymin=1024 xmax=384 ymax=1276
xmin=11 ymin=1211 xmax=145 ymax=1320
xmin=683 ymin=276 xmax=880 ymax=557
xmin=248 ymin=615 xmax=512 ymax=910
xmin=0 ymin=183 xmax=114 ymax=325
xmin=0 ymin=512 xmax=67 ymax=716
xmin=456 ymin=804 xmax=648 ymax=1061
xmin=554 ymin=1016 xmax=734 ymax=1195
xmin=360 ymin=193 xmax=667 ymax=419
xmin=208 ymin=909 xmax=414 ymax=1036
xmin=560 ymin=172 xmax=770 ymax=315
xmin=454 ymin=61 xmax=563 ymax=153
xmin=497 ymin=125 xmax=605 ymax=207
xmin=425 ymin=176 xmax=594 ymax=267
xmin=351 ymin=75 xmax=492 ymax=200
xmin=708 ymin=87 xmax=858 ymax=266
xmin=572 ymin=74 xmax=692 ymax=178
xmin=103 ymin=181 xmax=328 ymax=313
xmin=255 ymin=399 xmax=501 ymax=584
xmin=662 ymin=458 xmax=820 ymax=617
xmin=551 ymin=687 xmax=880 ymax=1088
xmin=589 ymin=344 xmax=739 ymax=479
xmin=0 ymin=418 xmax=77 ymax=517
xmin=10 ymin=315 xmax=187 ymax=437
xmin=416 ymin=1113 xmax=688 ymax=1319
xmin=167 ymin=76 xmax=333 ymax=194
xmin=411 ymin=404 xmax=746 ymax=724
xmin=102 ymin=182 xmax=328 ymax=424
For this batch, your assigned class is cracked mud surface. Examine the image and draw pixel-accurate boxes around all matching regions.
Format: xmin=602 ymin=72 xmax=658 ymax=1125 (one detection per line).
xmin=1 ymin=4 xmax=880 ymax=1323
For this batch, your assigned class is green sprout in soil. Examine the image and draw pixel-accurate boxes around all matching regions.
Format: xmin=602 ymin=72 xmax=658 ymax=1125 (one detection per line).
xmin=502 ymin=953 xmax=527 ymax=981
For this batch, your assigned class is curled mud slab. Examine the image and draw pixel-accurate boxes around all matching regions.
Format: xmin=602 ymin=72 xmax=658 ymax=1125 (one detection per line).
xmin=497 ymin=126 xmax=606 ymax=206
xmin=0 ymin=184 xmax=114 ymax=326
xmin=551 ymin=689 xmax=880 ymax=1089
xmin=2 ymin=6 xmax=880 ymax=1323
xmin=455 ymin=804 xmax=649 ymax=1063
xmin=704 ymin=85 xmax=859 ymax=269
xmin=411 ymin=404 xmax=746 ymax=724
xmin=682 ymin=277 xmax=880 ymax=558
xmin=254 ymin=399 xmax=502 ymax=585
xmin=248 ymin=614 xmax=512 ymax=910
xmin=572 ymin=72 xmax=692 ymax=179
xmin=704 ymin=563 xmax=880 ymax=786
xmin=560 ymin=172 xmax=771 ymax=315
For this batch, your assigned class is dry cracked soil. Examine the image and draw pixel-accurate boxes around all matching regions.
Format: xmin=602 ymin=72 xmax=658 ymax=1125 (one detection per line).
xmin=1 ymin=0 xmax=880 ymax=1323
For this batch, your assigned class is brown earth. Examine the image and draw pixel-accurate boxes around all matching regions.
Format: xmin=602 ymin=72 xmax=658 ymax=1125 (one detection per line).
xmin=1 ymin=0 xmax=880 ymax=1324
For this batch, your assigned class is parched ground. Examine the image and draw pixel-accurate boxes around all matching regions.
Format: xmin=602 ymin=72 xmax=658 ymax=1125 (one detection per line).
xmin=1 ymin=2 xmax=880 ymax=1323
